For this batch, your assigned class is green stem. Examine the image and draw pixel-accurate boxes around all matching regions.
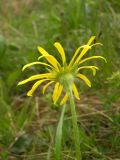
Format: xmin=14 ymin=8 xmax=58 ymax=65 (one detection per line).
xmin=55 ymin=105 xmax=66 ymax=160
xmin=68 ymin=85 xmax=82 ymax=160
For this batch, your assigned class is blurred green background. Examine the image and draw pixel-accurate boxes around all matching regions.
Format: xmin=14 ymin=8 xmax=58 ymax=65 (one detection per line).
xmin=0 ymin=0 xmax=120 ymax=159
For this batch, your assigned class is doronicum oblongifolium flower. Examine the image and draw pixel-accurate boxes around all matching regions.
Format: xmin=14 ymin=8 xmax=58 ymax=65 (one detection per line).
xmin=18 ymin=36 xmax=106 ymax=105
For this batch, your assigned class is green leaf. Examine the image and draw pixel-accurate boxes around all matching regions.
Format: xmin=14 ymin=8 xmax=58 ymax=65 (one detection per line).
xmin=7 ymin=70 xmax=21 ymax=89
xmin=8 ymin=43 xmax=20 ymax=51
xmin=11 ymin=133 xmax=33 ymax=154
xmin=0 ymin=79 xmax=8 ymax=100
xmin=0 ymin=151 xmax=9 ymax=160
xmin=0 ymin=34 xmax=6 ymax=57
xmin=16 ymin=98 xmax=34 ymax=130
xmin=54 ymin=105 xmax=66 ymax=160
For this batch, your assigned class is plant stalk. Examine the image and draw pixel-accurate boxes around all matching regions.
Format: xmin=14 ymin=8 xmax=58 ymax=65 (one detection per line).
xmin=68 ymin=85 xmax=82 ymax=160
xmin=55 ymin=104 xmax=66 ymax=160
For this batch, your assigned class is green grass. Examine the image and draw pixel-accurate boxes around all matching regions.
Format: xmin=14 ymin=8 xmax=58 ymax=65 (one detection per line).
xmin=0 ymin=0 xmax=120 ymax=159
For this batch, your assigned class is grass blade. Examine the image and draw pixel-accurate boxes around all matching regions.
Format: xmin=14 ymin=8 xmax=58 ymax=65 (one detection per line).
xmin=54 ymin=105 xmax=66 ymax=160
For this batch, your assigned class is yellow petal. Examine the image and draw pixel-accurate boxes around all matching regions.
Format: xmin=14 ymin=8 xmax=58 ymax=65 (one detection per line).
xmin=38 ymin=46 xmax=60 ymax=70
xmin=71 ymin=36 xmax=95 ymax=66
xmin=52 ymin=82 xmax=59 ymax=103
xmin=74 ymin=45 xmax=91 ymax=64
xmin=91 ymin=43 xmax=103 ymax=47
xmin=38 ymin=55 xmax=46 ymax=60
xmin=60 ymin=92 xmax=68 ymax=105
xmin=22 ymin=62 xmax=54 ymax=71
xmin=77 ymin=73 xmax=91 ymax=87
xmin=54 ymin=84 xmax=63 ymax=103
xmin=38 ymin=46 xmax=49 ymax=55
xmin=42 ymin=81 xmax=54 ymax=94
xmin=54 ymin=42 xmax=66 ymax=64
xmin=87 ymin=36 xmax=96 ymax=45
xmin=79 ymin=56 xmax=107 ymax=65
xmin=72 ymin=82 xmax=80 ymax=100
xmin=38 ymin=55 xmax=54 ymax=61
xmin=27 ymin=79 xmax=48 ymax=96
xmin=77 ymin=66 xmax=99 ymax=76
xmin=18 ymin=73 xmax=52 ymax=85
xmin=74 ymin=36 xmax=99 ymax=64
xmin=69 ymin=45 xmax=90 ymax=66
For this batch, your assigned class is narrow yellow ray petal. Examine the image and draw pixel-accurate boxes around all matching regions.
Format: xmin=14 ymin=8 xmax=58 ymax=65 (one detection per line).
xmin=60 ymin=92 xmax=68 ymax=106
xmin=54 ymin=84 xmax=63 ymax=103
xmin=79 ymin=56 xmax=107 ymax=65
xmin=74 ymin=45 xmax=91 ymax=64
xmin=77 ymin=73 xmax=91 ymax=87
xmin=42 ymin=81 xmax=54 ymax=94
xmin=22 ymin=62 xmax=54 ymax=71
xmin=69 ymin=45 xmax=90 ymax=66
xmin=77 ymin=66 xmax=99 ymax=76
xmin=38 ymin=46 xmax=49 ymax=55
xmin=74 ymin=37 xmax=102 ymax=64
xmin=70 ymin=36 xmax=96 ymax=65
xmin=38 ymin=55 xmax=61 ymax=71
xmin=52 ymin=82 xmax=59 ymax=103
xmin=18 ymin=73 xmax=52 ymax=85
xmin=87 ymin=36 xmax=96 ymax=45
xmin=27 ymin=79 xmax=48 ymax=96
xmin=38 ymin=46 xmax=61 ymax=70
xmin=38 ymin=54 xmax=57 ymax=62
xmin=72 ymin=83 xmax=80 ymax=100
xmin=91 ymin=43 xmax=103 ymax=47
xmin=92 ymin=68 xmax=97 ymax=76
xmin=38 ymin=55 xmax=45 ymax=60
xmin=38 ymin=55 xmax=53 ymax=61
xmin=54 ymin=42 xmax=66 ymax=64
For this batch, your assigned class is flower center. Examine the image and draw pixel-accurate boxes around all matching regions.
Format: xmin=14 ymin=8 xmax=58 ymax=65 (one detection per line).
xmin=57 ymin=70 xmax=74 ymax=86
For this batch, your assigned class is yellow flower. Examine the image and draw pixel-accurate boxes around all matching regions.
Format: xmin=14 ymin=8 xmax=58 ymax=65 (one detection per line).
xmin=18 ymin=36 xmax=106 ymax=105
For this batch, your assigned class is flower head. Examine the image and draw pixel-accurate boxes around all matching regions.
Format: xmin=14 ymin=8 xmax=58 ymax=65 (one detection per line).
xmin=18 ymin=36 xmax=106 ymax=105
